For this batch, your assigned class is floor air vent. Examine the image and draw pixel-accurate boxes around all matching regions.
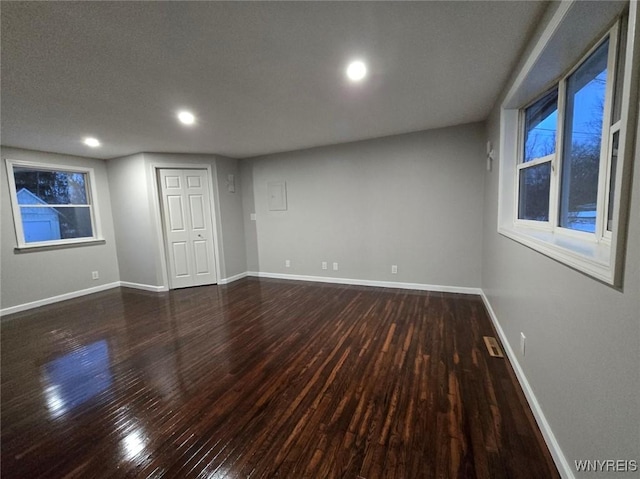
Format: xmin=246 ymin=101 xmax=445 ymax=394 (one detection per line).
xmin=483 ymin=336 xmax=504 ymax=358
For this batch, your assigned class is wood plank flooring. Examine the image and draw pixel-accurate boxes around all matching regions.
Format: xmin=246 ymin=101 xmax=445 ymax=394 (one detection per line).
xmin=1 ymin=278 xmax=559 ymax=478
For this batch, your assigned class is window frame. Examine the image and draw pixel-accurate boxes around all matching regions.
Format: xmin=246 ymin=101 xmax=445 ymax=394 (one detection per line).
xmin=5 ymin=159 xmax=104 ymax=250
xmin=497 ymin=1 xmax=639 ymax=287
xmin=602 ymin=121 xmax=621 ymax=240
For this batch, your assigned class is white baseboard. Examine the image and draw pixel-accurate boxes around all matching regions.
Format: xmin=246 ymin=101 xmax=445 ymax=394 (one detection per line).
xmin=218 ymin=271 xmax=248 ymax=285
xmin=0 ymin=282 xmax=121 ymax=317
xmin=0 ymin=281 xmax=169 ymax=317
xmin=119 ymin=281 xmax=168 ymax=292
xmin=246 ymin=271 xmax=482 ymax=295
xmin=480 ymin=291 xmax=573 ymax=479
xmin=1 ymin=272 xmax=478 ymax=317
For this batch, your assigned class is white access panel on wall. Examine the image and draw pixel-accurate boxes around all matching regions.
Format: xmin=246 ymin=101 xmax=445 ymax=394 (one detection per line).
xmin=267 ymin=181 xmax=287 ymax=211
xmin=159 ymin=169 xmax=217 ymax=289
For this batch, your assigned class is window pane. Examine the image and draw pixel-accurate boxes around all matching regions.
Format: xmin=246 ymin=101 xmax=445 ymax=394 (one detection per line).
xmin=14 ymin=169 xmax=88 ymax=205
xmin=20 ymin=206 xmax=93 ymax=243
xmin=560 ymin=39 xmax=609 ymax=233
xmin=607 ymin=130 xmax=619 ymax=232
xmin=518 ymin=162 xmax=551 ymax=221
xmin=524 ymin=89 xmax=558 ymax=162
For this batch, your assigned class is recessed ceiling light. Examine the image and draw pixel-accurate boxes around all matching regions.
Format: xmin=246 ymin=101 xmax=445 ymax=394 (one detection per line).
xmin=177 ymin=111 xmax=196 ymax=125
xmin=83 ymin=137 xmax=101 ymax=147
xmin=346 ymin=60 xmax=367 ymax=81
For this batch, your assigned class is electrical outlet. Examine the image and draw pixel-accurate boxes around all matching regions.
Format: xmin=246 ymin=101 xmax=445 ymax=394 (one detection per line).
xmin=250 ymin=213 xmax=257 ymax=221
xmin=332 ymin=262 xmax=338 ymax=271
xmin=285 ymin=260 xmax=291 ymax=268
xmin=92 ymin=271 xmax=99 ymax=280
xmin=520 ymin=332 xmax=526 ymax=356
xmin=391 ymin=265 xmax=398 ymax=274
xmin=322 ymin=261 xmax=328 ymax=270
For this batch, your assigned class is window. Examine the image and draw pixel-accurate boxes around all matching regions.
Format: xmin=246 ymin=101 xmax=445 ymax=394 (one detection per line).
xmin=6 ymin=160 xmax=103 ymax=249
xmin=604 ymin=128 xmax=619 ymax=233
xmin=558 ymin=39 xmax=609 ymax=233
xmin=498 ymin=1 xmax=639 ymax=286
xmin=518 ymin=88 xmax=558 ymax=222
xmin=516 ymin=32 xmax=617 ymax=237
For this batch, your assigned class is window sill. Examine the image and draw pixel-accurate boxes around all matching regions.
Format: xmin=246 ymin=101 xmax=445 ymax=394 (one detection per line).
xmin=498 ymin=225 xmax=615 ymax=285
xmin=14 ymin=239 xmax=106 ymax=253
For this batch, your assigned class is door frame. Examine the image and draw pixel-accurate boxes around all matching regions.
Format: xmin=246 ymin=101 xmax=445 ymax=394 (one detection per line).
xmin=149 ymin=162 xmax=223 ymax=290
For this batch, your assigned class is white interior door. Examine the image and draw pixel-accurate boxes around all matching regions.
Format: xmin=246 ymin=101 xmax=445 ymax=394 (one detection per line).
xmin=159 ymin=169 xmax=217 ymax=289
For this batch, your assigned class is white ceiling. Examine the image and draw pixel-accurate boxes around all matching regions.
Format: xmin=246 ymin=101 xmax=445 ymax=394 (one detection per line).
xmin=1 ymin=1 xmax=547 ymax=160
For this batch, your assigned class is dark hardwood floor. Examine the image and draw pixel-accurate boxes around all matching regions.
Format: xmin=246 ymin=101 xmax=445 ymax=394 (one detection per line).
xmin=1 ymin=278 xmax=558 ymax=478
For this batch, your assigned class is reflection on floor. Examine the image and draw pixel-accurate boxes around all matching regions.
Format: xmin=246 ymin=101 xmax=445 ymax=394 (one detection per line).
xmin=42 ymin=339 xmax=112 ymax=418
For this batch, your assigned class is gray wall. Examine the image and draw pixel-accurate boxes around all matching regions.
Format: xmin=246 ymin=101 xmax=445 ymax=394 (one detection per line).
xmin=0 ymin=147 xmax=120 ymax=309
xmin=480 ymin=11 xmax=640 ymax=475
xmin=243 ymin=123 xmax=485 ymax=287
xmin=241 ymin=159 xmax=259 ymax=272
xmin=107 ymin=153 xmax=158 ymax=286
xmin=213 ymin=155 xmax=247 ymax=279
